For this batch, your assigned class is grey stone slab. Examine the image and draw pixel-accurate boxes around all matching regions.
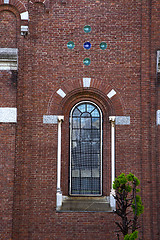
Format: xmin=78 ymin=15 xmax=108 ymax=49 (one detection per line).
xmin=0 ymin=48 xmax=18 ymax=70
xmin=43 ymin=115 xmax=58 ymax=124
xmin=0 ymin=108 xmax=17 ymax=123
xmin=83 ymin=78 xmax=91 ymax=87
xmin=115 ymin=116 xmax=130 ymax=125
xmin=157 ymin=110 xmax=160 ymax=125
xmin=157 ymin=51 xmax=160 ymax=73
xmin=59 ymin=196 xmax=112 ymax=212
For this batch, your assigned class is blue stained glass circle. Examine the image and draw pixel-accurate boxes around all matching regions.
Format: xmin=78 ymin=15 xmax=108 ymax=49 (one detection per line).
xmin=84 ymin=42 xmax=91 ymax=50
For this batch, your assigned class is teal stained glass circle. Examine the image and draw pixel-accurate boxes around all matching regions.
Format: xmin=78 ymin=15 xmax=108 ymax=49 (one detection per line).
xmin=83 ymin=58 xmax=91 ymax=66
xmin=100 ymin=42 xmax=107 ymax=50
xmin=67 ymin=41 xmax=75 ymax=49
xmin=84 ymin=25 xmax=91 ymax=33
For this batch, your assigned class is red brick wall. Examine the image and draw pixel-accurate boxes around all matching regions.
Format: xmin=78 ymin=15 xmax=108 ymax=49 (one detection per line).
xmin=0 ymin=10 xmax=17 ymax=48
xmin=0 ymin=124 xmax=16 ymax=240
xmin=0 ymin=3 xmax=19 ymax=240
xmin=0 ymin=0 xmax=159 ymax=239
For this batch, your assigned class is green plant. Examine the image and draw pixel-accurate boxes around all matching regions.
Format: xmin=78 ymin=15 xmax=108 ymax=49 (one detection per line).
xmin=113 ymin=173 xmax=144 ymax=239
xmin=124 ymin=231 xmax=138 ymax=240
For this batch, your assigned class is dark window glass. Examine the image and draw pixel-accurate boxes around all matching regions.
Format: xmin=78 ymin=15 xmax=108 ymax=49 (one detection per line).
xmin=70 ymin=102 xmax=102 ymax=195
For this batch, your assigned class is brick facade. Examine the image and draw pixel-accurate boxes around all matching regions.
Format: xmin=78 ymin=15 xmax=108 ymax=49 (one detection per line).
xmin=0 ymin=0 xmax=160 ymax=239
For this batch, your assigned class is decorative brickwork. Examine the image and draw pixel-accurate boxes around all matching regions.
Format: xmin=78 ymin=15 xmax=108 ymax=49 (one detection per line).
xmin=0 ymin=0 xmax=160 ymax=240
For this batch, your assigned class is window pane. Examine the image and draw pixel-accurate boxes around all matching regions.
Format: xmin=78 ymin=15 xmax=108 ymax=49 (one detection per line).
xmin=87 ymin=104 xmax=95 ymax=113
xmin=91 ymin=109 xmax=99 ymax=117
xmin=72 ymin=118 xmax=80 ymax=128
xmin=81 ymin=117 xmax=91 ymax=128
xmin=81 ymin=129 xmax=91 ymax=141
xmin=92 ymin=118 xmax=100 ymax=129
xmin=70 ymin=102 xmax=102 ymax=195
xmin=72 ymin=108 xmax=81 ymax=116
xmin=72 ymin=129 xmax=80 ymax=140
xmin=78 ymin=104 xmax=85 ymax=112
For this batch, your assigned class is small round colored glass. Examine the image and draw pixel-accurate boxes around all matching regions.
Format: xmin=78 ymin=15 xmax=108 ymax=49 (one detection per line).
xmin=100 ymin=42 xmax=107 ymax=50
xmin=84 ymin=25 xmax=91 ymax=33
xmin=83 ymin=58 xmax=91 ymax=66
xmin=67 ymin=41 xmax=75 ymax=49
xmin=84 ymin=42 xmax=91 ymax=50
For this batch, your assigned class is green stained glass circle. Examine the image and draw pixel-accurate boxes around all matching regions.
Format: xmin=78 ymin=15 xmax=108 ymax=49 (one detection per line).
xmin=84 ymin=25 xmax=91 ymax=33
xmin=100 ymin=42 xmax=107 ymax=50
xmin=67 ymin=41 xmax=75 ymax=49
xmin=83 ymin=58 xmax=91 ymax=66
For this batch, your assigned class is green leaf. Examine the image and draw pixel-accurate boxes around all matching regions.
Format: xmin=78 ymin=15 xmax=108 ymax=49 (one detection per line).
xmin=124 ymin=231 xmax=138 ymax=240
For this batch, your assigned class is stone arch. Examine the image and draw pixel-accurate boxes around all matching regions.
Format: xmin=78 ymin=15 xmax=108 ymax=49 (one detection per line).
xmin=0 ymin=0 xmax=27 ymax=13
xmin=48 ymin=79 xmax=124 ymax=197
xmin=47 ymin=79 xmax=124 ymax=116
xmin=0 ymin=9 xmax=18 ymax=47
xmin=0 ymin=0 xmax=29 ymax=35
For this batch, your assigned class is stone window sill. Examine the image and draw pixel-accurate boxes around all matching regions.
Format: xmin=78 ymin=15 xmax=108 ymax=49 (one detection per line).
xmin=57 ymin=196 xmax=114 ymax=212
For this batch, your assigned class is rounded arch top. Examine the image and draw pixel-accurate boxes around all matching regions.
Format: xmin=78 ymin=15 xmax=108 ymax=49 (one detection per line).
xmin=70 ymin=100 xmax=102 ymax=118
xmin=0 ymin=0 xmax=27 ymax=14
xmin=0 ymin=0 xmax=29 ymax=36
xmin=47 ymin=78 xmax=125 ymax=117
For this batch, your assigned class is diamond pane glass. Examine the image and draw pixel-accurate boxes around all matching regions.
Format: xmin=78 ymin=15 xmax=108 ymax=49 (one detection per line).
xmin=70 ymin=102 xmax=102 ymax=195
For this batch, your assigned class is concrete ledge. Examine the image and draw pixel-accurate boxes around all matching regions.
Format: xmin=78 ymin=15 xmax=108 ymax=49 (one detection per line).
xmin=0 ymin=48 xmax=18 ymax=70
xmin=57 ymin=196 xmax=113 ymax=212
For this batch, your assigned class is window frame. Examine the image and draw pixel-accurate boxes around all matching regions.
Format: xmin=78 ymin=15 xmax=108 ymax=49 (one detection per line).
xmin=69 ymin=100 xmax=103 ymax=196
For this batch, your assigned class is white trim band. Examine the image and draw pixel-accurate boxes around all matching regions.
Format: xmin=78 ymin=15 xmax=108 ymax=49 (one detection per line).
xmin=56 ymin=116 xmax=64 ymax=210
xmin=157 ymin=110 xmax=160 ymax=125
xmin=109 ymin=116 xmax=116 ymax=209
xmin=157 ymin=51 xmax=160 ymax=73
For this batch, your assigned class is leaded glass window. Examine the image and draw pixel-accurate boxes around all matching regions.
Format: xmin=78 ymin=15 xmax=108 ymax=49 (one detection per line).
xmin=69 ymin=101 xmax=102 ymax=196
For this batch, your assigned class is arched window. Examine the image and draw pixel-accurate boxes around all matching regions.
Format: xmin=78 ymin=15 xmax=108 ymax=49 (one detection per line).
xmin=69 ymin=101 xmax=103 ymax=196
